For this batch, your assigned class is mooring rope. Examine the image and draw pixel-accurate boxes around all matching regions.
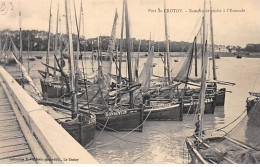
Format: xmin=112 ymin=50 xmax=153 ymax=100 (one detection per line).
xmin=87 ymin=109 xmax=152 ymax=151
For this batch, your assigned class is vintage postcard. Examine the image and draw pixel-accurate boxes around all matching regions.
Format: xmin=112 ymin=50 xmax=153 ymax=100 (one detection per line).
xmin=0 ymin=0 xmax=259 ymax=165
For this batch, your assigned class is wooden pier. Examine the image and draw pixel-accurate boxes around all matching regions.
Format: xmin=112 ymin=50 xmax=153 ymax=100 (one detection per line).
xmin=0 ymin=66 xmax=98 ymax=164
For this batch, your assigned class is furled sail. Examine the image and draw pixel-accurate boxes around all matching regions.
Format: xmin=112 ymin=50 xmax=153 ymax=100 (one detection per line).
xmin=174 ymin=41 xmax=194 ymax=83
xmin=101 ymin=9 xmax=118 ymax=91
xmin=136 ymin=46 xmax=155 ymax=92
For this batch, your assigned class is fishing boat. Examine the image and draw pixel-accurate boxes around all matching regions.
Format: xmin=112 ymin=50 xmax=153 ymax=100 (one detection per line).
xmin=55 ymin=0 xmax=96 ymax=147
xmin=35 ymin=55 xmax=43 ymax=59
xmin=40 ymin=2 xmax=70 ymax=99
xmin=0 ymin=35 xmax=17 ymax=66
xmin=185 ymin=1 xmax=260 ymax=164
xmin=134 ymin=0 xmax=184 ymax=121
xmin=186 ymin=93 xmax=260 ymax=164
xmin=92 ymin=0 xmax=144 ymax=131
xmin=236 ymin=54 xmax=242 ymax=59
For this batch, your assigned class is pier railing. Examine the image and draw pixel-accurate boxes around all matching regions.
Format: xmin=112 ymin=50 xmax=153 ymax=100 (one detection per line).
xmin=0 ymin=66 xmax=98 ymax=164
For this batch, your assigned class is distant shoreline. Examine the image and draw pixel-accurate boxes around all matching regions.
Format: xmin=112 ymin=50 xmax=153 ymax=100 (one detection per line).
xmin=22 ymin=51 xmax=260 ymax=58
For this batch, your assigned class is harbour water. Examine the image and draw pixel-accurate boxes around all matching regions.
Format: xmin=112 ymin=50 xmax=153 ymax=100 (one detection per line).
xmin=3 ymin=52 xmax=260 ymax=164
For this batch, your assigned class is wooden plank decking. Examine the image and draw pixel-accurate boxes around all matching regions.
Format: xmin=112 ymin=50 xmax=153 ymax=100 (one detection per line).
xmin=0 ymin=82 xmax=36 ymax=164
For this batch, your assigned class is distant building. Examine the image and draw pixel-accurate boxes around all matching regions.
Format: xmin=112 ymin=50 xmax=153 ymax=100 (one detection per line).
xmin=214 ymin=45 xmax=228 ymax=53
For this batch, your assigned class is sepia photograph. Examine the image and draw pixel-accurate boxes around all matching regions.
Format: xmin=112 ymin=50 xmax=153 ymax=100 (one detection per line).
xmin=0 ymin=0 xmax=259 ymax=164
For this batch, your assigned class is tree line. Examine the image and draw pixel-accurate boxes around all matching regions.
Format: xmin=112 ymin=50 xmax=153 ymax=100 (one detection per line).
xmin=0 ymin=29 xmax=192 ymax=53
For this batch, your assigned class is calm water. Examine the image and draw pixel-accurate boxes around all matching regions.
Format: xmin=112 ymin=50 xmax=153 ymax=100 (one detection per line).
xmin=3 ymin=52 xmax=260 ymax=164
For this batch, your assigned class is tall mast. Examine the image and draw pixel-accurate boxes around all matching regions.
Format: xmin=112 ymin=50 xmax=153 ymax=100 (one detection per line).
xmin=164 ymin=0 xmax=171 ymax=85
xmin=210 ymin=0 xmax=217 ymax=80
xmin=0 ymin=33 xmax=2 ymax=60
xmin=19 ymin=0 xmax=24 ymax=88
xmin=65 ymin=0 xmax=77 ymax=117
xmin=91 ymin=40 xmax=94 ymax=72
xmin=73 ymin=0 xmax=80 ymax=76
xmin=118 ymin=0 xmax=125 ymax=86
xmin=195 ymin=33 xmax=198 ymax=77
xmin=46 ymin=0 xmax=52 ymax=79
xmin=27 ymin=34 xmax=30 ymax=74
xmin=54 ymin=3 xmax=59 ymax=79
xmin=125 ymin=0 xmax=134 ymax=108
xmin=197 ymin=0 xmax=207 ymax=139
xmin=135 ymin=40 xmax=141 ymax=80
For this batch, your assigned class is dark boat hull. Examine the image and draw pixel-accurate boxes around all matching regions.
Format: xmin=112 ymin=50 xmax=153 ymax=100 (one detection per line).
xmin=246 ymin=97 xmax=260 ymax=126
xmin=59 ymin=113 xmax=96 ymax=147
xmin=0 ymin=58 xmax=17 ymax=66
xmin=96 ymin=108 xmax=143 ymax=132
xmin=40 ymin=79 xmax=66 ymax=98
xmin=35 ymin=56 xmax=43 ymax=59
xmin=215 ymin=88 xmax=226 ymax=106
xmin=183 ymin=100 xmax=216 ymax=114
xmin=144 ymin=103 xmax=182 ymax=121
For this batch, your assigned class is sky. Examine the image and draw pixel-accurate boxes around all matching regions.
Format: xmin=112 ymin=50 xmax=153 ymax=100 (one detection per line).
xmin=0 ymin=0 xmax=259 ymax=47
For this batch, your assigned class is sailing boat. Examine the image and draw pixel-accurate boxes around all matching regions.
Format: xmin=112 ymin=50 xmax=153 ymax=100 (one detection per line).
xmin=92 ymin=0 xmax=143 ymax=132
xmin=135 ymin=0 xmax=183 ymax=121
xmin=185 ymin=1 xmax=260 ymax=164
xmin=40 ymin=2 xmax=69 ymax=98
xmin=0 ymin=34 xmax=17 ymax=66
xmin=57 ymin=0 xmax=96 ymax=147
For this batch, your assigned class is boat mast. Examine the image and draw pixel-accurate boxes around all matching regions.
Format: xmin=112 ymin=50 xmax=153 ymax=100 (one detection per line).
xmin=46 ymin=0 xmax=52 ymax=80
xmin=54 ymin=3 xmax=59 ymax=79
xmin=195 ymin=33 xmax=198 ymax=77
xmin=72 ymin=0 xmax=80 ymax=83
xmin=164 ymin=0 xmax=171 ymax=85
xmin=91 ymin=40 xmax=94 ymax=72
xmin=19 ymin=0 xmax=24 ymax=88
xmin=0 ymin=33 xmax=2 ymax=61
xmin=135 ymin=40 xmax=141 ymax=80
xmin=118 ymin=0 xmax=125 ymax=87
xmin=65 ymin=0 xmax=78 ymax=117
xmin=210 ymin=0 xmax=217 ymax=80
xmin=27 ymin=34 xmax=30 ymax=74
xmin=197 ymin=0 xmax=207 ymax=139
xmin=125 ymin=0 xmax=134 ymax=108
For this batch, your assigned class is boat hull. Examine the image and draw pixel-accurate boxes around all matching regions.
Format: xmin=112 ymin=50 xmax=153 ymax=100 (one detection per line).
xmin=96 ymin=108 xmax=143 ymax=132
xmin=40 ymin=79 xmax=66 ymax=98
xmin=246 ymin=97 xmax=260 ymax=126
xmin=215 ymin=88 xmax=226 ymax=106
xmin=183 ymin=100 xmax=216 ymax=114
xmin=59 ymin=113 xmax=96 ymax=147
xmin=35 ymin=56 xmax=43 ymax=59
xmin=186 ymin=138 xmax=208 ymax=164
xmin=144 ymin=103 xmax=182 ymax=121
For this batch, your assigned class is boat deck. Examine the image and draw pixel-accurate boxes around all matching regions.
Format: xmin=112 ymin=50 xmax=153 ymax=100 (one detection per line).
xmin=0 ymin=80 xmax=36 ymax=164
